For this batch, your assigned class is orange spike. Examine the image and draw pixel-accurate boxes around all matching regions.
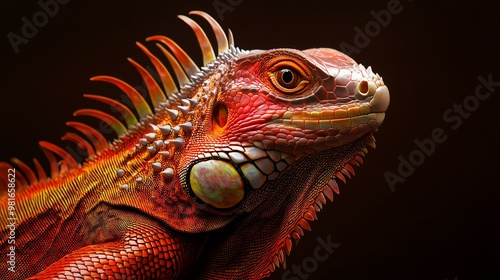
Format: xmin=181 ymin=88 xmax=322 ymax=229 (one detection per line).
xmin=83 ymin=94 xmax=138 ymax=128
xmin=58 ymin=160 xmax=69 ymax=174
xmin=91 ymin=76 xmax=152 ymax=119
xmin=298 ymin=219 xmax=311 ymax=231
xmin=66 ymin=122 xmax=108 ymax=153
xmin=344 ymin=163 xmax=355 ymax=175
xmin=228 ymin=29 xmax=234 ymax=46
xmin=272 ymin=255 xmax=280 ymax=268
xmin=336 ymin=172 xmax=347 ymax=184
xmin=308 ymin=205 xmax=318 ymax=220
xmin=136 ymin=42 xmax=179 ymax=97
xmin=341 ymin=168 xmax=351 ymax=179
xmin=33 ymin=158 xmax=47 ymax=182
xmin=74 ymin=109 xmax=127 ymax=136
xmin=314 ymin=202 xmax=322 ymax=212
xmin=61 ymin=132 xmax=96 ymax=157
xmin=39 ymin=141 xmax=78 ymax=170
xmin=328 ymin=178 xmax=340 ymax=194
xmin=294 ymin=225 xmax=304 ymax=236
xmin=155 ymin=43 xmax=191 ymax=87
xmin=355 ymin=155 xmax=364 ymax=164
xmin=303 ymin=212 xmax=314 ymax=221
xmin=279 ymin=249 xmax=286 ymax=268
xmin=189 ymin=11 xmax=228 ymax=55
xmin=11 ymin=158 xmax=38 ymax=185
xmin=291 ymin=232 xmax=301 ymax=242
xmin=40 ymin=146 xmax=59 ymax=179
xmin=323 ymin=185 xmax=334 ymax=201
xmin=127 ymin=58 xmax=167 ymax=110
xmin=178 ymin=15 xmax=216 ymax=66
xmin=348 ymin=158 xmax=360 ymax=166
xmin=285 ymin=238 xmax=293 ymax=256
xmin=147 ymin=35 xmax=200 ymax=78
xmin=317 ymin=192 xmax=327 ymax=204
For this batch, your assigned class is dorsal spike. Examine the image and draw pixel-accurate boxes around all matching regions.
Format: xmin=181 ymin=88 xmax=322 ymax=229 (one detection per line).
xmin=154 ymin=43 xmax=191 ymax=87
xmin=177 ymin=15 xmax=216 ymax=66
xmin=39 ymin=141 xmax=78 ymax=170
xmin=83 ymin=94 xmax=138 ymax=128
xmin=59 ymin=160 xmax=69 ymax=174
xmin=33 ymin=158 xmax=47 ymax=182
xmin=11 ymin=158 xmax=38 ymax=185
xmin=74 ymin=109 xmax=127 ymax=136
xmin=189 ymin=11 xmax=228 ymax=54
xmin=228 ymin=29 xmax=234 ymax=47
xmin=127 ymin=57 xmax=167 ymax=110
xmin=90 ymin=76 xmax=152 ymax=119
xmin=66 ymin=122 xmax=108 ymax=153
xmin=40 ymin=146 xmax=59 ymax=179
xmin=136 ymin=42 xmax=179 ymax=98
xmin=147 ymin=35 xmax=200 ymax=78
xmin=61 ymin=132 xmax=96 ymax=157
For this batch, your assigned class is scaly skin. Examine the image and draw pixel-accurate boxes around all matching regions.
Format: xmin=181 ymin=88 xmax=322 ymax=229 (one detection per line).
xmin=0 ymin=11 xmax=389 ymax=279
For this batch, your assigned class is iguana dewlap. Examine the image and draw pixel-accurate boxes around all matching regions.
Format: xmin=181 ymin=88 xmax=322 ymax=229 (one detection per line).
xmin=0 ymin=11 xmax=389 ymax=279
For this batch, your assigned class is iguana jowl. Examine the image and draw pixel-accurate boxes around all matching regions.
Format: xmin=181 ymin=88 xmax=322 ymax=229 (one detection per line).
xmin=0 ymin=11 xmax=390 ymax=279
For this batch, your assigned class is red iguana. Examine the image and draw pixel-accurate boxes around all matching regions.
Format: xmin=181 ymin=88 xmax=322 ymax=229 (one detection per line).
xmin=0 ymin=11 xmax=389 ymax=279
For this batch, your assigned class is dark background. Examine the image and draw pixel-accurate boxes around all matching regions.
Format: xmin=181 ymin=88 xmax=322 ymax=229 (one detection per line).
xmin=1 ymin=1 xmax=499 ymax=279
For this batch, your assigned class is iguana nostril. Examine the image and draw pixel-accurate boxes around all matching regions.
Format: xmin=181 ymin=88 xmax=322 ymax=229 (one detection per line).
xmin=355 ymin=79 xmax=377 ymax=99
xmin=358 ymin=80 xmax=369 ymax=95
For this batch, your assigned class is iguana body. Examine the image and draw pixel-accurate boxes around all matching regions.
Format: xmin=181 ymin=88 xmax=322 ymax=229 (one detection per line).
xmin=0 ymin=11 xmax=389 ymax=279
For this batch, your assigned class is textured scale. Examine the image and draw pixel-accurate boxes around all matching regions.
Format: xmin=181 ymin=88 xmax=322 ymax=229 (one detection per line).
xmin=0 ymin=11 xmax=389 ymax=279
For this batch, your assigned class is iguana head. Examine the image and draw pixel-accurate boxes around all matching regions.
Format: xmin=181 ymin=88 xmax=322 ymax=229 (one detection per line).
xmin=177 ymin=46 xmax=389 ymax=211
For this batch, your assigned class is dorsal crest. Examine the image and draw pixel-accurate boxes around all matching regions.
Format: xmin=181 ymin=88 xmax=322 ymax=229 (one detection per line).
xmin=0 ymin=11 xmax=238 ymax=189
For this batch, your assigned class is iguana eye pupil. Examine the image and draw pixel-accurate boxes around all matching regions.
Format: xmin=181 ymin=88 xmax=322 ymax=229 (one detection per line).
xmin=280 ymin=69 xmax=295 ymax=84
xmin=276 ymin=68 xmax=300 ymax=89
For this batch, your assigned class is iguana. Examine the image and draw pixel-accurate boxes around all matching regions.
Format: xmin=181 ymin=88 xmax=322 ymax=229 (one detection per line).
xmin=0 ymin=11 xmax=389 ymax=279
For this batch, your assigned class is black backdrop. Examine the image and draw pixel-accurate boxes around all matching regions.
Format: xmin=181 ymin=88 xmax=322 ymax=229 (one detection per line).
xmin=1 ymin=1 xmax=499 ymax=279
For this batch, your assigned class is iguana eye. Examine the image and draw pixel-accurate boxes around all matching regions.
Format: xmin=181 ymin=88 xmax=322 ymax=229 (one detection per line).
xmin=269 ymin=61 xmax=309 ymax=94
